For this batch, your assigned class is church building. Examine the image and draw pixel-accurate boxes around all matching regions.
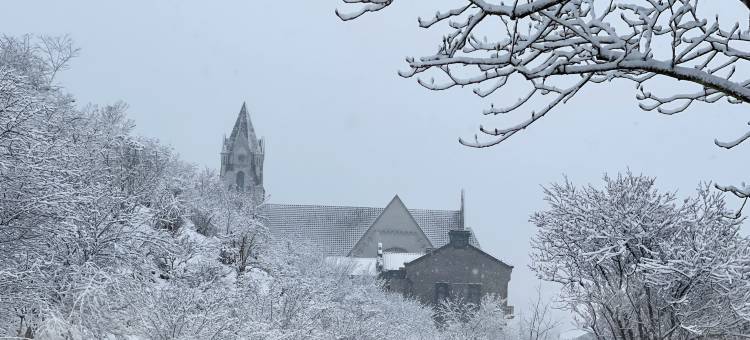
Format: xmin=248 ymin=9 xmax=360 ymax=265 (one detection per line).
xmin=220 ymin=103 xmax=513 ymax=311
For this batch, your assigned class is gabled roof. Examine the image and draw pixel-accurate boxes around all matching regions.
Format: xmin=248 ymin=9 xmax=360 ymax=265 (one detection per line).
xmin=347 ymin=195 xmax=433 ymax=256
xmin=405 ymin=241 xmax=513 ymax=270
xmin=260 ymin=198 xmax=479 ymax=256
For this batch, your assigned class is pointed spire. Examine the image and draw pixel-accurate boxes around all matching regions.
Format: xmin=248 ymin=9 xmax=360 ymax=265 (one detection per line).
xmin=228 ymin=102 xmax=259 ymax=151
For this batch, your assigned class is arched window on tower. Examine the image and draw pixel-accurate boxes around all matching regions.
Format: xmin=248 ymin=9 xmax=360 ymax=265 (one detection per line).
xmin=236 ymin=171 xmax=245 ymax=191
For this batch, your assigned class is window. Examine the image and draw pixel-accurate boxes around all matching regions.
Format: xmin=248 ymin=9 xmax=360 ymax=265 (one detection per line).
xmin=435 ymin=282 xmax=451 ymax=303
xmin=236 ymin=171 xmax=245 ymax=191
xmin=467 ymin=284 xmax=482 ymax=305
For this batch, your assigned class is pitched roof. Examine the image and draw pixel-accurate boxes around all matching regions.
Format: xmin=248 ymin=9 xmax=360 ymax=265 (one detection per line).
xmin=347 ymin=195 xmax=434 ymax=257
xmin=406 ymin=242 xmax=513 ymax=270
xmin=228 ymin=102 xmax=259 ymax=151
xmin=260 ymin=200 xmax=480 ymax=256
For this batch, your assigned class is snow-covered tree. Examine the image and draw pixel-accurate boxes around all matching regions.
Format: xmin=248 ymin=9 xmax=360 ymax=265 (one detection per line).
xmin=184 ymin=169 xmax=268 ymax=275
xmin=237 ymin=240 xmax=439 ymax=340
xmin=530 ymin=172 xmax=750 ymax=339
xmin=336 ymin=0 xmax=750 ymax=198
xmin=0 ymin=35 xmax=221 ymax=338
xmin=435 ymin=295 xmax=512 ymax=340
xmin=215 ymin=186 xmax=267 ymax=275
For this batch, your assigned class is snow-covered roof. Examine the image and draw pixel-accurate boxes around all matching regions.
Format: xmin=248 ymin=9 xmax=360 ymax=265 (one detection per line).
xmin=383 ymin=252 xmax=424 ymax=271
xmin=325 ymin=256 xmax=377 ymax=275
xmin=324 ymin=253 xmax=426 ymax=275
xmin=261 ymin=202 xmax=480 ymax=256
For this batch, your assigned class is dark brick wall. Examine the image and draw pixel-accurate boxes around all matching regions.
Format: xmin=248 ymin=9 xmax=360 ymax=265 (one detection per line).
xmin=382 ymin=269 xmax=413 ymax=294
xmin=403 ymin=246 xmax=511 ymax=306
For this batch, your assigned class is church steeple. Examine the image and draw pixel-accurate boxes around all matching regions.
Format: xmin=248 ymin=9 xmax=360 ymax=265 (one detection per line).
xmin=228 ymin=102 xmax=259 ymax=152
xmin=220 ymin=102 xmax=265 ymax=201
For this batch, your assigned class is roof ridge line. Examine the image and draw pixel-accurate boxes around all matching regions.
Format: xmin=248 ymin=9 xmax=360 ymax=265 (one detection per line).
xmin=265 ymin=202 xmax=460 ymax=212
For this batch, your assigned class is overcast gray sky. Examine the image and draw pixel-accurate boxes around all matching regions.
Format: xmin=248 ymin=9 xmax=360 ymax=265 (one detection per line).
xmin=5 ymin=0 xmax=749 ymax=333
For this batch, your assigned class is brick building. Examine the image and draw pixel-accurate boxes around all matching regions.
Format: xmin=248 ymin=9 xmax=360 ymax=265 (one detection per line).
xmin=381 ymin=230 xmax=513 ymax=312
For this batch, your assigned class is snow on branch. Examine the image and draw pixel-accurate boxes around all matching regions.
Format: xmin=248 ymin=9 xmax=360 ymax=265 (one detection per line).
xmin=335 ymin=0 xmax=392 ymax=21
xmin=337 ymin=0 xmax=750 ymax=149
xmin=715 ymin=182 xmax=750 ymax=199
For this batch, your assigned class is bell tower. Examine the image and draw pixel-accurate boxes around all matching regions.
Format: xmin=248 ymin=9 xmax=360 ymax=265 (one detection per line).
xmin=220 ymin=102 xmax=265 ymax=201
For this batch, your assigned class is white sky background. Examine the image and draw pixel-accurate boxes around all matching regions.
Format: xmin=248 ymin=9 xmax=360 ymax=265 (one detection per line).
xmin=5 ymin=0 xmax=749 ymax=333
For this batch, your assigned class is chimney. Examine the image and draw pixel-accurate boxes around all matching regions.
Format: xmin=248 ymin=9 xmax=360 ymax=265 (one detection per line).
xmin=449 ymin=230 xmax=471 ymax=248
